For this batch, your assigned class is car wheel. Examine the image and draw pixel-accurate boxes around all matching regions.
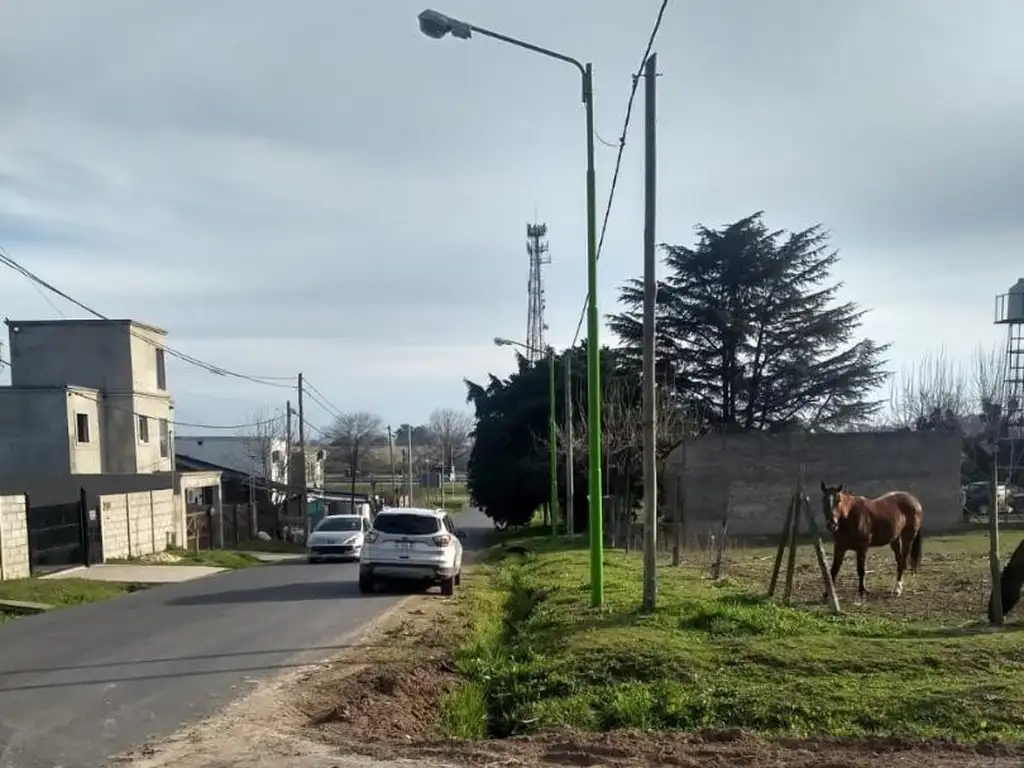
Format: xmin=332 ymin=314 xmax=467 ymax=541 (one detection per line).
xmin=307 ymin=557 xmax=319 ymax=565
xmin=440 ymin=577 xmax=455 ymax=596
xmin=358 ymin=571 xmax=375 ymax=594
xmin=454 ymin=571 xmax=462 ymax=587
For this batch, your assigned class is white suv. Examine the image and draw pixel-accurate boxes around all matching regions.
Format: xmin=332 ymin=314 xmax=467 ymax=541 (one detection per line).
xmin=358 ymin=507 xmax=465 ymax=595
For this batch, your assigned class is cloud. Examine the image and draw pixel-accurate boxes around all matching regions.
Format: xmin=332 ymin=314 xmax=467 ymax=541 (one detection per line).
xmin=1 ymin=0 xmax=1021 ymax=431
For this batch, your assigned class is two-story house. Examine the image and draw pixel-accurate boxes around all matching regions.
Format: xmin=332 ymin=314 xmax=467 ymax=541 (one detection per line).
xmin=0 ymin=318 xmax=174 ymax=476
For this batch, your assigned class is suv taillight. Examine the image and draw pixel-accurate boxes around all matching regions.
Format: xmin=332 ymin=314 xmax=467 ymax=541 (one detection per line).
xmin=366 ymin=531 xmax=379 ymax=544
xmin=432 ymin=534 xmax=452 ymax=548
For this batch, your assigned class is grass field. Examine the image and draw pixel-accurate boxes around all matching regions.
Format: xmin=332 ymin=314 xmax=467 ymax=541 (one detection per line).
xmin=438 ymin=527 xmax=1024 ymax=741
xmin=0 ymin=577 xmax=143 ymax=612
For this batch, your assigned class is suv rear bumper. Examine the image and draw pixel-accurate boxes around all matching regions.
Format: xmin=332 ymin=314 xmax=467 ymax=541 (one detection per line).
xmin=360 ymin=562 xmax=458 ymax=583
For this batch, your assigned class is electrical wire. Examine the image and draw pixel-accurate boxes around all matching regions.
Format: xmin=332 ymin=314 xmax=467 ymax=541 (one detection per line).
xmin=0 ymin=247 xmax=295 ymax=388
xmin=302 ymin=378 xmax=343 ymax=419
xmin=73 ymin=390 xmax=283 ymax=431
xmin=570 ymin=0 xmax=672 ymax=347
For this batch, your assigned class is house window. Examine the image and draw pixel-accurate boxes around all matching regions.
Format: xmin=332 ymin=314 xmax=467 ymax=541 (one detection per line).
xmin=155 ymin=348 xmax=167 ymax=390
xmin=159 ymin=418 xmax=169 ymax=458
xmin=138 ymin=415 xmax=150 ymax=443
xmin=75 ymin=413 xmax=91 ymax=444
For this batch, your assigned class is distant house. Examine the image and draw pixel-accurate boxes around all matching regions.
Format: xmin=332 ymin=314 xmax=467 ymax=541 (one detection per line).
xmin=176 ymin=436 xmax=326 ymax=505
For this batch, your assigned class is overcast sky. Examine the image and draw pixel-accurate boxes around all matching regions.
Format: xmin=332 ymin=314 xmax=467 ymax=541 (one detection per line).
xmin=0 ymin=0 xmax=1020 ymax=435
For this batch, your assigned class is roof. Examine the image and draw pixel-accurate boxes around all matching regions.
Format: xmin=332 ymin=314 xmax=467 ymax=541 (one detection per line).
xmin=0 ymin=384 xmax=100 ymax=395
xmin=377 ymin=506 xmax=444 ymax=517
xmin=176 ymin=435 xmax=284 ymax=478
xmin=4 ymin=318 xmax=168 ymax=336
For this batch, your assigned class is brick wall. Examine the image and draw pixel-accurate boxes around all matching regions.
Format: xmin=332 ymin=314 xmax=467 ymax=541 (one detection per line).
xmin=664 ymin=431 xmax=963 ymax=536
xmin=0 ymin=495 xmax=30 ymax=580
xmin=99 ymin=488 xmax=177 ymax=559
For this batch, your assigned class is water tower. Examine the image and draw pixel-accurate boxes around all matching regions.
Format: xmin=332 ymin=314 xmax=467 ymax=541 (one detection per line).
xmin=994 ymin=278 xmax=1024 ymax=483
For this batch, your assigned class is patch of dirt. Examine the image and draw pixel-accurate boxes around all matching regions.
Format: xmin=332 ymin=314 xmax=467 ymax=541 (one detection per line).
xmin=113 ymin=581 xmax=1024 ymax=768
xmin=136 ymin=551 xmax=184 ymax=564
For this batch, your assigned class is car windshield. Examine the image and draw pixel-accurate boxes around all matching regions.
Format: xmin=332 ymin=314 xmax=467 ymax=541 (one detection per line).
xmin=373 ymin=513 xmax=441 ymax=536
xmin=315 ymin=517 xmax=362 ymax=532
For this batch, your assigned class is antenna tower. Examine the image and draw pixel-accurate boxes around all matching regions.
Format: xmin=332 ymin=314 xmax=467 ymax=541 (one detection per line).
xmin=525 ymin=222 xmax=550 ymax=364
xmin=996 ymin=279 xmax=1024 ymax=485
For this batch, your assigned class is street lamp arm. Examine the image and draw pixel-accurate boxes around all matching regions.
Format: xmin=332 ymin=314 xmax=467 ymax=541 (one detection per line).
xmin=465 ymin=23 xmax=587 ymax=82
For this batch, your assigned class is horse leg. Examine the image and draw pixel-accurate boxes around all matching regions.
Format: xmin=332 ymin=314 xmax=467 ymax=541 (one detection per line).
xmin=856 ymin=547 xmax=869 ymax=599
xmin=890 ymin=540 xmax=905 ymax=597
xmin=824 ymin=544 xmax=846 ymax=601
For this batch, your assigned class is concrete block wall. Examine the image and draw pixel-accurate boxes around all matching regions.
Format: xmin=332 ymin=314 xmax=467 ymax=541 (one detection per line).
xmin=0 ymin=495 xmax=30 ymax=580
xmin=99 ymin=488 xmax=177 ymax=559
xmin=665 ymin=431 xmax=963 ymax=536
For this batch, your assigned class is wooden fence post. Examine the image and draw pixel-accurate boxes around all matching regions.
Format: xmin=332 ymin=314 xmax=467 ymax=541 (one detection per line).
xmin=768 ymin=497 xmax=794 ymax=598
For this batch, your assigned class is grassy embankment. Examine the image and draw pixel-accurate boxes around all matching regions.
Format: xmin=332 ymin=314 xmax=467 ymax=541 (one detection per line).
xmin=438 ymin=531 xmax=1024 ymax=742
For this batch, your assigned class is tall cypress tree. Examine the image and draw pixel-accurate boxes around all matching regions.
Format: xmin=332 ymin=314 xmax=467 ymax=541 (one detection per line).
xmin=609 ymin=212 xmax=889 ymax=431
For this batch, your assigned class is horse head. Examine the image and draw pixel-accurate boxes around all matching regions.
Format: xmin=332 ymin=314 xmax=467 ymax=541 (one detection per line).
xmin=820 ymin=481 xmax=849 ymax=533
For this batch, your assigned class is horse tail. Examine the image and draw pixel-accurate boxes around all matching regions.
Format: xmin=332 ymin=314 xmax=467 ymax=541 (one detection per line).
xmin=909 ymin=527 xmax=923 ymax=572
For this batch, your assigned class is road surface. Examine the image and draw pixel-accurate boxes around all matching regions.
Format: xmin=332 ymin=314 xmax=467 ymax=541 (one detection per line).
xmin=0 ymin=507 xmax=492 ymax=768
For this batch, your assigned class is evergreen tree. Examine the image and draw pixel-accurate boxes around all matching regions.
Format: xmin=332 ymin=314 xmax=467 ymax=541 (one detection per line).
xmin=608 ymin=212 xmax=889 ymax=431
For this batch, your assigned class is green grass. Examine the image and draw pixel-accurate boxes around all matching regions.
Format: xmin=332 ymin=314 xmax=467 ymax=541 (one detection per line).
xmin=0 ymin=577 xmax=144 ymax=609
xmin=166 ymin=548 xmax=264 ymax=569
xmin=439 ymin=535 xmax=1024 ymax=742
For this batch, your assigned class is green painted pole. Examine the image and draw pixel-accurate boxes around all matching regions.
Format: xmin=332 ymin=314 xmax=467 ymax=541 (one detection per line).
xmin=583 ymin=63 xmax=604 ymax=609
xmin=548 ymin=349 xmax=558 ymax=537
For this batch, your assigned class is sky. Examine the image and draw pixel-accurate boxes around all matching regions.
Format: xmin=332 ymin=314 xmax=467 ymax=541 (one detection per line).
xmin=1 ymin=0 xmax=1022 ymax=436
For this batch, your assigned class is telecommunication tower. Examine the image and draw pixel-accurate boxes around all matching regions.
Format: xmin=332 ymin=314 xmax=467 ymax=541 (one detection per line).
xmin=994 ymin=278 xmax=1024 ymax=483
xmin=525 ymin=222 xmax=550 ymax=364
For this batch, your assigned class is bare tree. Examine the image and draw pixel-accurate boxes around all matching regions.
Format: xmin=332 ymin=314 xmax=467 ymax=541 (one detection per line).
xmin=328 ymin=412 xmax=384 ymax=500
xmin=428 ymin=408 xmax=474 ymax=469
xmin=883 ymin=348 xmax=969 ymax=431
xmin=972 ymin=342 xmax=1007 ymax=415
xmin=245 ymin=407 xmax=286 ymax=481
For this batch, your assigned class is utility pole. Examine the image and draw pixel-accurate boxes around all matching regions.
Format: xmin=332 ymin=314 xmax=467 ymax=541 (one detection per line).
xmin=641 ymin=52 xmax=659 ymax=613
xmin=284 ymin=400 xmax=292 ymax=533
xmin=407 ymin=426 xmax=414 ymax=506
xmin=297 ymin=373 xmax=309 ymax=537
xmin=440 ymin=442 xmax=446 ymax=509
xmin=387 ymin=425 xmax=397 ymax=503
xmin=565 ymin=355 xmax=575 ymax=538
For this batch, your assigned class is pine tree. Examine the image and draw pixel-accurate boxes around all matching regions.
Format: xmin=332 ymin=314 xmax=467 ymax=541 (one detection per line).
xmin=608 ymin=212 xmax=889 ymax=431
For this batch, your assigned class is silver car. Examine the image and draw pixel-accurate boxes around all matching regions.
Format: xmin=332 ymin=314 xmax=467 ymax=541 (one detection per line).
xmin=306 ymin=514 xmax=369 ymax=563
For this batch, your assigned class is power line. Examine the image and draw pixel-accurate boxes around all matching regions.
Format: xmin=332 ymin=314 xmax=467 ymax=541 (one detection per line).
xmin=74 ymin=390 xmax=281 ymax=431
xmin=302 ymin=378 xmax=343 ymax=419
xmin=570 ymin=0 xmax=672 ymax=347
xmin=0 ymin=248 xmax=294 ymax=388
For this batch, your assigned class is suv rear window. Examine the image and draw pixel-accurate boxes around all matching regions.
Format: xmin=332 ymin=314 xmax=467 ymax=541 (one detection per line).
xmin=373 ymin=513 xmax=442 ymax=536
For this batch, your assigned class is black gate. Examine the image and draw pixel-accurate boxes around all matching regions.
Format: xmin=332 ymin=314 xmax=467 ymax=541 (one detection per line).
xmin=83 ymin=489 xmax=104 ymax=566
xmin=25 ymin=495 xmax=88 ymax=574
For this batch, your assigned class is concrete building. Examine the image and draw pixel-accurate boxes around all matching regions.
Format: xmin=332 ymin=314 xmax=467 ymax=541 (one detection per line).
xmin=0 ymin=318 xmax=174 ymax=475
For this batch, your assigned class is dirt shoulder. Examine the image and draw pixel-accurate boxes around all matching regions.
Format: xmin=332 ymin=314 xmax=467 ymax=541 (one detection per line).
xmin=112 ymin=587 xmax=1024 ymax=768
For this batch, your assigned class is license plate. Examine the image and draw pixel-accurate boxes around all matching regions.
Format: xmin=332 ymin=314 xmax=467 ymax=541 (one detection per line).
xmin=395 ymin=542 xmax=412 ymax=551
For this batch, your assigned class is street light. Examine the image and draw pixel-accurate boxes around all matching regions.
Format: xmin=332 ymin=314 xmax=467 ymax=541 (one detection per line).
xmin=494 ymin=337 xmax=559 ymax=537
xmin=420 ymin=9 xmax=604 ymax=609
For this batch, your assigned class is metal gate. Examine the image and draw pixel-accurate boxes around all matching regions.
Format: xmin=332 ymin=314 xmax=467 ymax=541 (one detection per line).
xmin=26 ymin=497 xmax=87 ymax=574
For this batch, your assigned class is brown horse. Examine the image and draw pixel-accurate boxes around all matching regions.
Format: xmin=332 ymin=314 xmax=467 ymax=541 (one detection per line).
xmin=820 ymin=482 xmax=924 ymax=599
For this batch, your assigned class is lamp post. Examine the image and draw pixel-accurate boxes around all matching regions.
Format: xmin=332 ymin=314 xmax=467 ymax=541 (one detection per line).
xmin=419 ymin=9 xmax=603 ymax=607
xmin=494 ymin=337 xmax=558 ymax=537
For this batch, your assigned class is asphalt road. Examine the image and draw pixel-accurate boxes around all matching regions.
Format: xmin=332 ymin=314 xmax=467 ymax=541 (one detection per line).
xmin=0 ymin=507 xmax=493 ymax=768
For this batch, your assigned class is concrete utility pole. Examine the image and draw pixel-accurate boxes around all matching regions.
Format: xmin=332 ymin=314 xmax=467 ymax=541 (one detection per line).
xmin=284 ymin=400 xmax=293 ymax=535
xmin=297 ymin=373 xmax=309 ymax=537
xmin=407 ymin=426 xmax=414 ymax=506
xmin=387 ymin=425 xmax=397 ymax=501
xmin=641 ymin=52 xmax=659 ymax=613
